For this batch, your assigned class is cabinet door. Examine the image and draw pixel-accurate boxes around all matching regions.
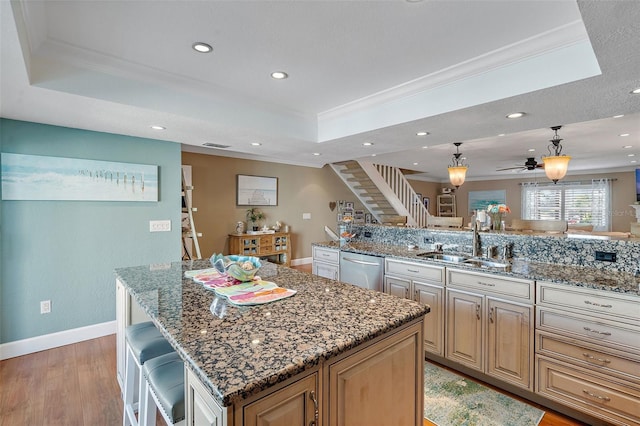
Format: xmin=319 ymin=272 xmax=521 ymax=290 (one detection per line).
xmin=327 ymin=322 xmax=423 ymax=426
xmin=414 ymin=281 xmax=444 ymax=356
xmin=312 ymin=260 xmax=339 ymax=281
xmin=243 ymin=373 xmax=318 ymax=426
xmin=384 ymin=276 xmax=410 ymax=299
xmin=446 ymin=289 xmax=483 ymax=371
xmin=116 ymin=278 xmax=129 ymax=392
xmin=487 ymin=298 xmax=533 ymax=390
xmin=186 ymin=367 xmax=226 ymax=426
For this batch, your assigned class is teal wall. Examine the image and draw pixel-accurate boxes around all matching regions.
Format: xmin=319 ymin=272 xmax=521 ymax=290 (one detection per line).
xmin=0 ymin=119 xmax=182 ymax=343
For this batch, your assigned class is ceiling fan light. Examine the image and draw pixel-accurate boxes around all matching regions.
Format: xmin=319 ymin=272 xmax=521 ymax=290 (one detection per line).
xmin=448 ymin=165 xmax=468 ymax=188
xmin=542 ymin=155 xmax=571 ymax=183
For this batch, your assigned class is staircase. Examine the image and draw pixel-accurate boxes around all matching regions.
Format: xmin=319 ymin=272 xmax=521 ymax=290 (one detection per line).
xmin=330 ymin=161 xmax=430 ymax=227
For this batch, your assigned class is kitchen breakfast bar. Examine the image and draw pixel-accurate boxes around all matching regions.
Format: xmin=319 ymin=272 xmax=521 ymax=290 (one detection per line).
xmin=115 ymin=260 xmax=429 ymax=426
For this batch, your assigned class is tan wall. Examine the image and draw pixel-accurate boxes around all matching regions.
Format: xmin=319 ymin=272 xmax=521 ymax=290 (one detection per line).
xmin=182 ymin=152 xmax=365 ymax=260
xmin=405 ymin=179 xmax=440 ymax=216
xmin=440 ymin=171 xmax=636 ymax=231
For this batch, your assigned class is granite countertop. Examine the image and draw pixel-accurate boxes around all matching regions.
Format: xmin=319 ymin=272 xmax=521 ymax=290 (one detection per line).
xmin=314 ymin=240 xmax=640 ymax=296
xmin=115 ymin=260 xmax=429 ymax=407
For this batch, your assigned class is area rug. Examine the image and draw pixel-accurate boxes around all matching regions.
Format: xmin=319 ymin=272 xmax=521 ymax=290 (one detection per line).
xmin=424 ymin=362 xmax=544 ymax=426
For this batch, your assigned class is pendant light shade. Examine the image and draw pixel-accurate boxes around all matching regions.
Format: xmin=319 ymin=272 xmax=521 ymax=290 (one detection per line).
xmin=448 ymin=142 xmax=468 ymax=188
xmin=542 ymin=126 xmax=571 ymax=183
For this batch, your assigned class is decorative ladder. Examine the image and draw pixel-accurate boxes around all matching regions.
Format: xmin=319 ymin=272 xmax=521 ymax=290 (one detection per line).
xmin=330 ymin=161 xmax=430 ymax=227
xmin=181 ymin=166 xmax=202 ymax=260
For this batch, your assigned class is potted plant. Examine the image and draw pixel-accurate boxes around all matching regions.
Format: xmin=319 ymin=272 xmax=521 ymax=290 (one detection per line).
xmin=246 ymin=208 xmax=265 ymax=231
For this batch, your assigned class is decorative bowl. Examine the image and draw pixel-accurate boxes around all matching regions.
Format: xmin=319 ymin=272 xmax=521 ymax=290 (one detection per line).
xmin=210 ymin=254 xmax=261 ymax=282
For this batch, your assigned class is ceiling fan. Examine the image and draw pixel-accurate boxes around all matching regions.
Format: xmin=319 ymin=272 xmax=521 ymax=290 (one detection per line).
xmin=496 ymin=157 xmax=545 ymax=172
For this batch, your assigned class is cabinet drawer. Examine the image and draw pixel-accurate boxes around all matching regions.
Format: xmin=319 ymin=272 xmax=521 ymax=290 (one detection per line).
xmin=537 ymin=281 xmax=640 ymax=323
xmin=537 ymin=307 xmax=640 ymax=354
xmin=385 ymin=259 xmax=444 ymax=284
xmin=313 ymin=246 xmax=339 ymax=264
xmin=259 ymin=236 xmax=273 ymax=246
xmin=447 ymin=269 xmax=534 ymax=303
xmin=537 ymin=356 xmax=640 ymax=426
xmin=536 ymin=331 xmax=640 ymax=384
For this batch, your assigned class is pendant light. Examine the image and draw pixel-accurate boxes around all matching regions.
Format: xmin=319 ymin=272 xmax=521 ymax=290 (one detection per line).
xmin=542 ymin=126 xmax=571 ymax=183
xmin=448 ymin=142 xmax=468 ymax=188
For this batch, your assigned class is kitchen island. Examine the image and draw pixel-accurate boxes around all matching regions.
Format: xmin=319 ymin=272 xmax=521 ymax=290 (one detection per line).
xmin=115 ymin=260 xmax=429 ymax=425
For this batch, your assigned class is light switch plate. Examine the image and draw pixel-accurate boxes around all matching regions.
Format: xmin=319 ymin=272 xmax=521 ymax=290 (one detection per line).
xmin=302 ymin=213 xmax=311 ymax=220
xmin=150 ymin=220 xmax=171 ymax=232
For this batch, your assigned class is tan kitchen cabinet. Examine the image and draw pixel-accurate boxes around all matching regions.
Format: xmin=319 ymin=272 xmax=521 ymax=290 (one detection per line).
xmin=536 ymin=281 xmax=640 ymax=426
xmin=446 ymin=268 xmax=534 ymax=391
xmin=384 ymin=258 xmax=445 ymax=356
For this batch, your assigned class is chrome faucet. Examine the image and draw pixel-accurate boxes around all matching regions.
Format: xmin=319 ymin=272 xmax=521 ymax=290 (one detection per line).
xmin=472 ymin=220 xmax=480 ymax=257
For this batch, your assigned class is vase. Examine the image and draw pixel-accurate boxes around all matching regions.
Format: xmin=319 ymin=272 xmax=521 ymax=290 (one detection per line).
xmin=490 ymin=213 xmax=503 ymax=231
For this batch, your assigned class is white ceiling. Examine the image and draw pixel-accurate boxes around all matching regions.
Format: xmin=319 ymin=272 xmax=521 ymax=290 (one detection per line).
xmin=1 ymin=0 xmax=639 ymax=182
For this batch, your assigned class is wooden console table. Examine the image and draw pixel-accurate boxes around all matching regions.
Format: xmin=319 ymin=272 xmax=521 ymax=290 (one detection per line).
xmin=228 ymin=232 xmax=291 ymax=267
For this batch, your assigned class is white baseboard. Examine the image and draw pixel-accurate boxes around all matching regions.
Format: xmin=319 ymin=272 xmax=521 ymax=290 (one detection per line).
xmin=0 ymin=320 xmax=117 ymax=360
xmin=291 ymin=257 xmax=312 ymax=266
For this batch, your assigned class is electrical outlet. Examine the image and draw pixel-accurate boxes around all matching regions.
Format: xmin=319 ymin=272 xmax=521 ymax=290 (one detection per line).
xmin=423 ymin=237 xmax=431 ymax=243
xmin=149 ymin=220 xmax=171 ymax=232
xmin=302 ymin=213 xmax=311 ymax=220
xmin=595 ymin=251 xmax=617 ymax=262
xmin=40 ymin=300 xmax=51 ymax=314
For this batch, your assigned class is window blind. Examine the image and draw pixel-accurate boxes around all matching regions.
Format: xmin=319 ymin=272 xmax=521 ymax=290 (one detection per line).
xmin=521 ymin=179 xmax=611 ymax=231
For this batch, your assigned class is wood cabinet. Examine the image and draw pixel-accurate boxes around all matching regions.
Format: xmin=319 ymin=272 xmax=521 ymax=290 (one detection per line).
xmin=384 ymin=258 xmax=445 ymax=356
xmin=535 ymin=281 xmax=640 ymax=426
xmin=445 ymin=268 xmax=534 ymax=391
xmin=324 ymin=321 xmax=424 ymax=426
xmin=228 ymin=232 xmax=291 ymax=267
xmin=312 ymin=246 xmax=340 ymax=281
xmin=437 ymin=194 xmax=456 ymax=217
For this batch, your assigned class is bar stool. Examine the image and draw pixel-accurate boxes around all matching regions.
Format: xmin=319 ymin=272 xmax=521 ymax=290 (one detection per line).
xmin=140 ymin=351 xmax=185 ymax=426
xmin=123 ymin=321 xmax=175 ymax=426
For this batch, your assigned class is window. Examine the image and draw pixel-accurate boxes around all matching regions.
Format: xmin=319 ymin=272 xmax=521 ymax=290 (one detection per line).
xmin=521 ymin=179 xmax=611 ymax=231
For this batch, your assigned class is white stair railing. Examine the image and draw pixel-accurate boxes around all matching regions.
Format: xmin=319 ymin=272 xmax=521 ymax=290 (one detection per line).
xmin=362 ymin=163 xmax=430 ymax=228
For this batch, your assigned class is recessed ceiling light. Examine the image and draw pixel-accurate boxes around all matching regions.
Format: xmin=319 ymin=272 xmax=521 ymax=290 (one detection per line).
xmin=628 ymin=153 xmax=635 ymax=157
xmin=271 ymin=71 xmax=288 ymax=79
xmin=631 ymin=88 xmax=640 ymax=94
xmin=498 ymin=133 xmax=505 ymax=137
xmin=312 ymin=152 xmax=321 ymax=156
xmin=620 ymin=133 xmax=630 ymax=137
xmin=623 ymin=145 xmax=633 ymax=149
xmin=192 ymin=42 xmax=212 ymax=53
xmin=416 ymin=131 xmax=429 ymax=136
xmin=251 ymin=142 xmax=262 ymax=146
xmin=371 ymin=154 xmax=377 ymax=157
xmin=413 ymin=162 xmax=418 ymax=166
xmin=613 ymin=114 xmax=625 ymax=118
xmin=631 ymin=160 xmax=637 ymax=163
xmin=422 ymin=146 xmax=429 ymax=149
xmin=506 ymin=112 xmax=525 ymax=119
xmin=150 ymin=125 xmax=165 ymax=130
xmin=528 ymin=148 xmax=536 ymax=152
xmin=362 ymin=142 xmax=374 ymax=146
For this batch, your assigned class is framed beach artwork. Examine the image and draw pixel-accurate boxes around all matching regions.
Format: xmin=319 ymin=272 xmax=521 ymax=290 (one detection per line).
xmin=1 ymin=153 xmax=158 ymax=201
xmin=468 ymin=190 xmax=506 ymax=213
xmin=237 ymin=174 xmax=278 ymax=206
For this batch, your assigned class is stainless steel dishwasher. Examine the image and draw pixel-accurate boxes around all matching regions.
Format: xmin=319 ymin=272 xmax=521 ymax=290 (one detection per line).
xmin=339 ymin=251 xmax=384 ymax=292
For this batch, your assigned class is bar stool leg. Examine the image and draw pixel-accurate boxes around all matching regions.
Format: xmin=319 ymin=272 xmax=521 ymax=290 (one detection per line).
xmin=123 ymin=344 xmax=142 ymax=426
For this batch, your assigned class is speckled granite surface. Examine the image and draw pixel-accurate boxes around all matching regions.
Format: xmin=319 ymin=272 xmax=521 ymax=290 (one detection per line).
xmin=115 ymin=260 xmax=429 ymax=407
xmin=315 ymin=240 xmax=640 ymax=296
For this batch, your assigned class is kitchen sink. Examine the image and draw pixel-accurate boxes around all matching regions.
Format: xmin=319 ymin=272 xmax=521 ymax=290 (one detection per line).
xmin=416 ymin=252 xmax=510 ymax=271
xmin=416 ymin=252 xmax=469 ymax=263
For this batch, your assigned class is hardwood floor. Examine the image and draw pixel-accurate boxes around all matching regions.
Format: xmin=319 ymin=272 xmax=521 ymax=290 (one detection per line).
xmin=0 ymin=262 xmax=584 ymax=426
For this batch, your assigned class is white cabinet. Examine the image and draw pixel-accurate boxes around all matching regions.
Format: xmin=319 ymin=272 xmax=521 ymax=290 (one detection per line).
xmin=312 ymin=246 xmax=340 ymax=281
xmin=446 ymin=268 xmax=534 ymax=391
xmin=186 ymin=367 xmax=228 ymax=426
xmin=384 ymin=258 xmax=445 ymax=356
xmin=437 ymin=194 xmax=456 ymax=217
xmin=535 ymin=281 xmax=640 ymax=426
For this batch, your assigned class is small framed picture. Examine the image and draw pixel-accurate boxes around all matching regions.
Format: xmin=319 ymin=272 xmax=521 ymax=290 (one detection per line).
xmin=345 ymin=201 xmax=354 ymax=209
xmin=365 ymin=213 xmax=372 ymax=224
xmin=354 ymin=209 xmax=364 ymax=215
xmin=338 ymin=200 xmax=345 ymax=209
xmin=337 ymin=213 xmax=343 ymax=222
xmin=423 ymin=197 xmax=430 ymax=211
